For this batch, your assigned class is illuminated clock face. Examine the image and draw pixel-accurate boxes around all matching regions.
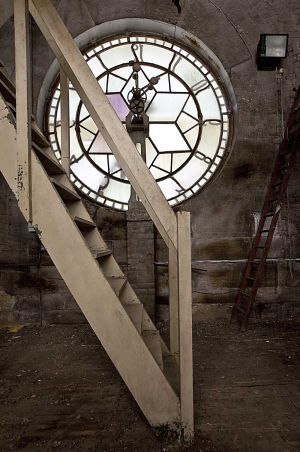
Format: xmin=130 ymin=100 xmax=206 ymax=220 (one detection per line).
xmin=47 ymin=35 xmax=232 ymax=211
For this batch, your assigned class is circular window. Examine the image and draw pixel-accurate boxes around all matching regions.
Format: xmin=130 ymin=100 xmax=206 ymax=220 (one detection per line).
xmin=46 ymin=33 xmax=234 ymax=211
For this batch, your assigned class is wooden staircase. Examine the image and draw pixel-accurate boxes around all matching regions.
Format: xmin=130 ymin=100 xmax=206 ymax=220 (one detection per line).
xmin=0 ymin=65 xmax=182 ymax=432
xmin=0 ymin=0 xmax=194 ymax=439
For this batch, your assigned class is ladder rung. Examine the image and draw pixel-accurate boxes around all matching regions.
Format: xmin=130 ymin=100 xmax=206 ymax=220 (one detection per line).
xmin=269 ymin=197 xmax=278 ymax=203
xmin=280 ymin=148 xmax=293 ymax=157
xmin=264 ymin=212 xmax=274 ymax=217
xmin=272 ymin=182 xmax=282 ymax=189
xmin=260 ymin=229 xmax=270 ymax=233
xmin=240 ymin=291 xmax=251 ymax=297
xmin=236 ymin=306 xmax=246 ymax=313
xmin=255 ymin=245 xmax=265 ymax=249
xmin=279 ymin=165 xmax=289 ymax=172
xmin=246 ymin=276 xmax=255 ymax=281
xmin=250 ymin=261 xmax=260 ymax=266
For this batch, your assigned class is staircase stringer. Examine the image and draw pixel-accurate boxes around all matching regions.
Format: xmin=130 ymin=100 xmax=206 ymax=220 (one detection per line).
xmin=0 ymin=97 xmax=180 ymax=428
xmin=47 ymin=165 xmax=170 ymax=336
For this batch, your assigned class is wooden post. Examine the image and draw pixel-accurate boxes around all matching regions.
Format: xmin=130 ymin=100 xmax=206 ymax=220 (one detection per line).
xmin=60 ymin=67 xmax=70 ymax=176
xmin=177 ymin=211 xmax=194 ymax=440
xmin=14 ymin=0 xmax=32 ymax=222
xmin=169 ymin=245 xmax=179 ymax=359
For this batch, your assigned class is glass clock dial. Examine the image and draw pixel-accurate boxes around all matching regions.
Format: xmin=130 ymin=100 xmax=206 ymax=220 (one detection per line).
xmin=47 ymin=35 xmax=232 ymax=211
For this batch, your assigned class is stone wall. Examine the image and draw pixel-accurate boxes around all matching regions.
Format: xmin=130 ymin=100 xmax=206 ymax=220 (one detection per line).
xmin=0 ymin=0 xmax=299 ymax=325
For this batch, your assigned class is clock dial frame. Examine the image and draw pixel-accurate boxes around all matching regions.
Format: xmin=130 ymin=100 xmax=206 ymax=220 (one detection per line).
xmin=47 ymin=34 xmax=233 ymax=211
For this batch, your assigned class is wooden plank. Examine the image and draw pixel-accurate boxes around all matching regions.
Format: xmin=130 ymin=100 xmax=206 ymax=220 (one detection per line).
xmin=169 ymin=245 xmax=179 ymax=359
xmin=29 ymin=0 xmax=177 ymax=250
xmin=177 ymin=211 xmax=194 ymax=440
xmin=14 ymin=0 xmax=32 ymax=222
xmin=60 ymin=67 xmax=70 ymax=176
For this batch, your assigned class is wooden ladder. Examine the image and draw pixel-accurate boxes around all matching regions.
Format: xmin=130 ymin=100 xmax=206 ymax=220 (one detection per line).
xmin=231 ymin=86 xmax=300 ymax=330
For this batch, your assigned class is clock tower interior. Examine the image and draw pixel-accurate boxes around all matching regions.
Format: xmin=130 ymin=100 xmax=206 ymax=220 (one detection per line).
xmin=0 ymin=1 xmax=299 ymax=450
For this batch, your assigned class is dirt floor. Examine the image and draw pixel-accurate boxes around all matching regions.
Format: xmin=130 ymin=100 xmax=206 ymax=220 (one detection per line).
xmin=0 ymin=319 xmax=300 ymax=451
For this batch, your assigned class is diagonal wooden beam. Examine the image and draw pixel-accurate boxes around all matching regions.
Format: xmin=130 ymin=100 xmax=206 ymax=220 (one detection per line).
xmin=60 ymin=67 xmax=70 ymax=176
xmin=29 ymin=0 xmax=177 ymax=250
xmin=14 ymin=0 xmax=32 ymax=222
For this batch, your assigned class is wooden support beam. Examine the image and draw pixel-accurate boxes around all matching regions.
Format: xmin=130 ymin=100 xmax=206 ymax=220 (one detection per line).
xmin=169 ymin=246 xmax=179 ymax=358
xmin=29 ymin=0 xmax=177 ymax=250
xmin=14 ymin=0 xmax=32 ymax=222
xmin=177 ymin=211 xmax=194 ymax=440
xmin=60 ymin=67 xmax=70 ymax=176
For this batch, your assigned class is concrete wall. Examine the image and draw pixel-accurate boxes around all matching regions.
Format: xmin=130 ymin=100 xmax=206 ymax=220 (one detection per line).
xmin=0 ymin=0 xmax=299 ymax=325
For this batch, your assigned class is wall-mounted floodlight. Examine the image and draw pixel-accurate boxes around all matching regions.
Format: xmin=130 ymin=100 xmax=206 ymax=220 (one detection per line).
xmin=257 ymin=34 xmax=288 ymax=70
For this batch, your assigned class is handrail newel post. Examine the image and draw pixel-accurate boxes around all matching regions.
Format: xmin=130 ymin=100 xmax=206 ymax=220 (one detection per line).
xmin=169 ymin=244 xmax=179 ymax=359
xmin=177 ymin=211 xmax=194 ymax=441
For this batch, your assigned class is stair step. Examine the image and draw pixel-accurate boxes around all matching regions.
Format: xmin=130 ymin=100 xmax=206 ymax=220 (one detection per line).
xmin=92 ymin=248 xmax=112 ymax=260
xmin=142 ymin=330 xmax=163 ymax=370
xmin=74 ymin=216 xmax=96 ymax=230
xmin=124 ymin=304 xmax=143 ymax=334
xmin=0 ymin=77 xmax=15 ymax=104
xmin=32 ymin=124 xmax=51 ymax=148
xmin=0 ymin=67 xmax=16 ymax=95
xmin=2 ymin=99 xmax=50 ymax=149
xmin=33 ymin=142 xmax=65 ymax=175
xmin=51 ymin=178 xmax=81 ymax=202
xmin=107 ymin=276 xmax=127 ymax=297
